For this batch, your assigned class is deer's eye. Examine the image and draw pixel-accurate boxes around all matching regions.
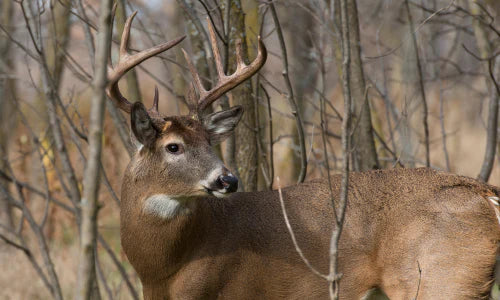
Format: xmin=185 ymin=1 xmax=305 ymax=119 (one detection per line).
xmin=166 ymin=143 xmax=183 ymax=154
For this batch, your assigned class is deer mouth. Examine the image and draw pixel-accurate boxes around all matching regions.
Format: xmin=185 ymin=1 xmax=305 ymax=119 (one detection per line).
xmin=203 ymin=186 xmax=230 ymax=198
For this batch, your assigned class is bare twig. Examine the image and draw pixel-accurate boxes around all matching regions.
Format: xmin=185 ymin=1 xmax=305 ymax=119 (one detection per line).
xmin=0 ymin=233 xmax=31 ymax=256
xmin=365 ymin=0 xmax=456 ymax=59
xmin=98 ymin=234 xmax=140 ymax=300
xmin=3 ymin=175 xmax=64 ymax=300
xmin=197 ymin=0 xmax=226 ymax=45
xmin=277 ymin=177 xmax=328 ymax=280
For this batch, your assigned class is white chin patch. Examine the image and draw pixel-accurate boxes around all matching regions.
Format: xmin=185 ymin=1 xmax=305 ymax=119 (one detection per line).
xmin=143 ymin=194 xmax=189 ymax=219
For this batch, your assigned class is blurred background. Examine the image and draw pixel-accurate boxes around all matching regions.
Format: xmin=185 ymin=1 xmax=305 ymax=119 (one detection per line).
xmin=0 ymin=0 xmax=499 ymax=298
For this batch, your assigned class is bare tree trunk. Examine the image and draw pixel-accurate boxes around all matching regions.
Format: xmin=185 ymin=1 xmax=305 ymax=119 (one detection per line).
xmin=345 ymin=0 xmax=378 ymax=171
xmin=42 ymin=0 xmax=71 ymax=239
xmin=115 ymin=0 xmax=141 ymax=103
xmin=242 ymin=0 xmax=265 ymax=190
xmin=75 ymin=0 xmax=113 ymax=298
xmin=171 ymin=0 xmax=188 ymax=116
xmin=221 ymin=0 xmax=239 ymax=184
xmin=226 ymin=0 xmax=258 ymax=191
xmin=24 ymin=0 xmax=70 ymax=235
xmin=23 ymin=1 xmax=72 ymax=230
xmin=104 ymin=0 xmax=138 ymax=157
xmin=0 ymin=0 xmax=15 ymax=236
xmin=46 ymin=1 xmax=71 ymax=85
xmin=405 ymin=0 xmax=430 ymax=168
xmin=332 ymin=0 xmax=379 ymax=171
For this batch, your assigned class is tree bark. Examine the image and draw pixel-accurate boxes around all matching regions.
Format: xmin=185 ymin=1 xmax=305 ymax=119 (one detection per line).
xmin=346 ymin=0 xmax=379 ymax=171
xmin=226 ymin=0 xmax=258 ymax=191
xmin=0 ymin=0 xmax=15 ymax=236
xmin=105 ymin=0 xmax=138 ymax=157
xmin=75 ymin=0 xmax=113 ymax=298
xmin=332 ymin=0 xmax=379 ymax=171
xmin=115 ymin=0 xmax=141 ymax=103
xmin=405 ymin=0 xmax=430 ymax=168
xmin=42 ymin=0 xmax=72 ymax=239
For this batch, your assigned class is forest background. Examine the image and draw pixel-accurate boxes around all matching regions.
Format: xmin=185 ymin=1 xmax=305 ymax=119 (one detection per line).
xmin=0 ymin=0 xmax=499 ymax=298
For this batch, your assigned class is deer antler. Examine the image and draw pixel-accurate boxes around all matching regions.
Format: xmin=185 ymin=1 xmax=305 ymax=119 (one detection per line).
xmin=106 ymin=11 xmax=185 ymax=115
xmin=182 ymin=18 xmax=267 ymax=116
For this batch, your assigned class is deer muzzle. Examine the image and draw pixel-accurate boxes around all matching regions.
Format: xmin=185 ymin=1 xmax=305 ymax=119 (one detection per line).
xmin=201 ymin=168 xmax=238 ymax=197
xmin=216 ymin=174 xmax=238 ymax=193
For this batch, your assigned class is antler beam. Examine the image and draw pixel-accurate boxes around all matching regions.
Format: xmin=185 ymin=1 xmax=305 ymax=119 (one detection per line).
xmin=106 ymin=11 xmax=185 ymax=113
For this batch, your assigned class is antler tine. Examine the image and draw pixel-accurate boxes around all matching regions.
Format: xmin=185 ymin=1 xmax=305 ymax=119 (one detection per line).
xmin=196 ymin=35 xmax=267 ymax=112
xmin=234 ymin=39 xmax=245 ymax=71
xmin=186 ymin=83 xmax=198 ymax=112
xmin=181 ymin=48 xmax=207 ymax=97
xmin=152 ymin=86 xmax=159 ymax=112
xmin=106 ymin=11 xmax=186 ymax=113
xmin=119 ymin=11 xmax=137 ymax=59
xmin=206 ymin=18 xmax=225 ymax=79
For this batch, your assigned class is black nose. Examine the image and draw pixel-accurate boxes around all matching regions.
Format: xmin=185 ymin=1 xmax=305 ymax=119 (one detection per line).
xmin=217 ymin=174 xmax=238 ymax=193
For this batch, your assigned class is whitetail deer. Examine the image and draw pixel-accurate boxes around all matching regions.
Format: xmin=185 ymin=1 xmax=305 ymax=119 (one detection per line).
xmin=107 ymin=13 xmax=500 ymax=299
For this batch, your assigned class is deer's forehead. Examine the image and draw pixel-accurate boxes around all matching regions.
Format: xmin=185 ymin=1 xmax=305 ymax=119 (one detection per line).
xmin=158 ymin=132 xmax=184 ymax=145
xmin=158 ymin=118 xmax=209 ymax=144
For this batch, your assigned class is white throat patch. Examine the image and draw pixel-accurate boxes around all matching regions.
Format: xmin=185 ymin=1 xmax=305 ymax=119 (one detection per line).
xmin=143 ymin=194 xmax=189 ymax=219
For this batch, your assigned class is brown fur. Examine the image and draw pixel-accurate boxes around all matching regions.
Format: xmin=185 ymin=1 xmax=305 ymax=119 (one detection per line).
xmin=121 ymin=133 xmax=500 ymax=300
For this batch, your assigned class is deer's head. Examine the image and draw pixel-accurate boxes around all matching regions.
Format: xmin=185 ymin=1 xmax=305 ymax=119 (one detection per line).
xmin=106 ymin=12 xmax=266 ymax=211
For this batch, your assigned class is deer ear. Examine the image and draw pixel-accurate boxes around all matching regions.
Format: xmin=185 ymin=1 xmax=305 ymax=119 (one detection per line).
xmin=131 ymin=102 xmax=158 ymax=148
xmin=203 ymin=106 xmax=244 ymax=145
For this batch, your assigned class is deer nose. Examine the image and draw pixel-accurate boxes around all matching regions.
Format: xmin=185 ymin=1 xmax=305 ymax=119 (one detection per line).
xmin=217 ymin=174 xmax=238 ymax=193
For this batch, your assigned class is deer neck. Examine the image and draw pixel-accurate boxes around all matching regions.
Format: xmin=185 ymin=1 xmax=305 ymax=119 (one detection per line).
xmin=120 ymin=178 xmax=210 ymax=285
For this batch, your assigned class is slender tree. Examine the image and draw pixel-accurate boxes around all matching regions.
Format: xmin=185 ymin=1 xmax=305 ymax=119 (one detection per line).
xmin=75 ymin=0 xmax=113 ymax=298
xmin=0 ymin=0 xmax=15 ymax=237
xmin=115 ymin=0 xmax=141 ymax=103
xmin=41 ymin=0 xmax=72 ymax=238
xmin=224 ymin=0 xmax=259 ymax=191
